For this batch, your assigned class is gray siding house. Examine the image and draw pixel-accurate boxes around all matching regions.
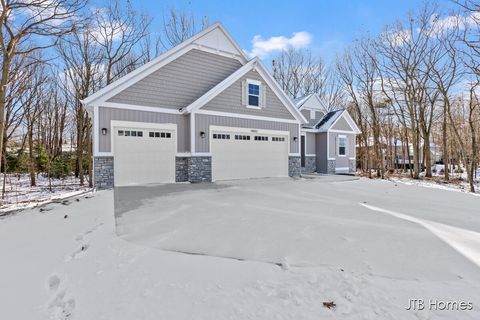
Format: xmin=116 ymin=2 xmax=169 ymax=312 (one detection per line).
xmin=84 ymin=23 xmax=308 ymax=188
xmin=296 ymin=94 xmax=361 ymax=174
xmin=84 ymin=24 xmax=361 ymax=188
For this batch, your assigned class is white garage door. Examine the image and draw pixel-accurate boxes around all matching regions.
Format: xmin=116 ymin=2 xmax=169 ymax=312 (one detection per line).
xmin=211 ymin=127 xmax=289 ymax=181
xmin=113 ymin=125 xmax=176 ymax=186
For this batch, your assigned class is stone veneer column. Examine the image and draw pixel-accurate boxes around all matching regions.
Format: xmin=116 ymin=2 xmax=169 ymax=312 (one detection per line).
xmin=327 ymin=160 xmax=336 ymax=174
xmin=288 ymin=156 xmax=301 ymax=177
xmin=188 ymin=156 xmax=212 ymax=182
xmin=301 ymin=156 xmax=317 ymax=174
xmin=94 ymin=156 xmax=114 ymax=189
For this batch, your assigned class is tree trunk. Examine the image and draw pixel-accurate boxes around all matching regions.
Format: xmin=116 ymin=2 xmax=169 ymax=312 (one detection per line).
xmin=443 ymin=103 xmax=449 ymax=181
xmin=28 ymin=128 xmax=36 ymax=187
xmin=424 ymin=132 xmax=432 ymax=178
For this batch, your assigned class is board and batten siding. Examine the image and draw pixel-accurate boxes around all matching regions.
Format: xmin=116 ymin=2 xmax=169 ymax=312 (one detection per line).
xmin=328 ymin=132 xmax=356 ymax=167
xmin=306 ymin=132 xmax=316 ymax=154
xmin=98 ymin=107 xmax=190 ymax=153
xmin=195 ymin=114 xmax=299 ymax=154
xmin=315 ymin=132 xmax=328 ymax=172
xmin=203 ymin=70 xmax=295 ymax=120
xmin=107 ymin=49 xmax=242 ymax=109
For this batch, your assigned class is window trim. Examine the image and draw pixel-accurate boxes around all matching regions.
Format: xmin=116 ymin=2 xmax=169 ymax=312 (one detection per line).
xmin=338 ymin=135 xmax=347 ymax=157
xmin=246 ymin=79 xmax=261 ymax=109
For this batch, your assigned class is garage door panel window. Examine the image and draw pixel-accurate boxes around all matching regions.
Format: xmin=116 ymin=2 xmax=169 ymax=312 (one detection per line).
xmin=119 ymin=130 xmax=143 ymax=137
xmin=254 ymin=135 xmax=268 ymax=141
xmin=272 ymin=137 xmax=285 ymax=142
xmin=213 ymin=133 xmax=230 ymax=139
xmin=149 ymin=131 xmax=172 ymax=138
xmin=235 ymin=135 xmax=250 ymax=140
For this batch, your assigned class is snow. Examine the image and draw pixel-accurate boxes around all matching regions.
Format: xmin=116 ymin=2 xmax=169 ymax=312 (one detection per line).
xmin=0 ymin=174 xmax=92 ymax=213
xmin=1 ymin=177 xmax=480 ymax=319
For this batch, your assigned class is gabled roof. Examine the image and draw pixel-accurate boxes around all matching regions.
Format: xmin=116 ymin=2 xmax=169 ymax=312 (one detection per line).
xmin=294 ymin=94 xmax=323 ymax=110
xmin=313 ymin=109 xmax=361 ymax=134
xmin=183 ymin=58 xmax=308 ymax=124
xmin=82 ymin=22 xmax=248 ymax=108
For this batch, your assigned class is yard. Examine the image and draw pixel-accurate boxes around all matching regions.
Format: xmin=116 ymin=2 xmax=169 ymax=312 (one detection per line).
xmin=1 ymin=177 xmax=479 ymax=319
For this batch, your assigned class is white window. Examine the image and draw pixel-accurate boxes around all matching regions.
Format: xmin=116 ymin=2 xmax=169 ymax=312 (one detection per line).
xmin=247 ymin=79 xmax=261 ymax=108
xmin=338 ymin=136 xmax=347 ymax=156
xmin=310 ymin=110 xmax=316 ymax=120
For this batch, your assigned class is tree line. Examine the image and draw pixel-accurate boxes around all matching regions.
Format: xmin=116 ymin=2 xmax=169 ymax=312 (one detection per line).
xmin=272 ymin=1 xmax=480 ymax=192
xmin=1 ymin=0 xmax=479 ymax=194
xmin=0 ymin=0 xmax=206 ymax=195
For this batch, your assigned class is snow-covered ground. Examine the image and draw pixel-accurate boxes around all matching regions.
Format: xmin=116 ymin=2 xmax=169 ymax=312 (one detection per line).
xmin=1 ymin=177 xmax=479 ymax=319
xmin=0 ymin=174 xmax=92 ymax=213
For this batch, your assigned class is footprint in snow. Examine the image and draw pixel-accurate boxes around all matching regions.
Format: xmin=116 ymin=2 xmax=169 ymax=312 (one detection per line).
xmin=65 ymin=243 xmax=90 ymax=262
xmin=47 ymin=275 xmax=75 ymax=320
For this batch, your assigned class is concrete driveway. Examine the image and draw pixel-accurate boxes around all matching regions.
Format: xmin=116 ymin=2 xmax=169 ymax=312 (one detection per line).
xmin=114 ymin=176 xmax=480 ymax=284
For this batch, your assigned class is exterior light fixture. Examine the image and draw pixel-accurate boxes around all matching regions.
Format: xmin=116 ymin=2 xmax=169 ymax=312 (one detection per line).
xmin=101 ymin=128 xmax=108 ymax=135
xmin=293 ymin=136 xmax=298 ymax=142
xmin=200 ymin=131 xmax=206 ymax=138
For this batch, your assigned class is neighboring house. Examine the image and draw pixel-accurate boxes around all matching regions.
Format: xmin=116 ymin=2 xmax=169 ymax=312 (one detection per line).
xmin=295 ymin=94 xmax=361 ymax=174
xmin=83 ymin=23 xmax=308 ymax=188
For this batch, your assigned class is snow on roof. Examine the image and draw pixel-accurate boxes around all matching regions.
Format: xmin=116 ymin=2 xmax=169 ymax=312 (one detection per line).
xmin=315 ymin=109 xmax=344 ymax=131
xmin=294 ymin=94 xmax=314 ymax=109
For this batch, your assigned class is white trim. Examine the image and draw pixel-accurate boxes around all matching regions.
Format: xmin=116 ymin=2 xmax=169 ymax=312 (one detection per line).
xmin=193 ymin=43 xmax=245 ymax=61
xmin=328 ymin=158 xmax=336 ymax=160
xmin=209 ymin=125 xmax=290 ymax=136
xmin=83 ymin=23 xmax=248 ymax=107
xmin=195 ymin=109 xmax=299 ymax=124
xmin=349 ymin=157 xmax=356 ymax=160
xmin=335 ymin=167 xmax=349 ymax=171
xmin=176 ymin=153 xmax=192 ymax=157
xmin=301 ymin=128 xmax=320 ymax=133
xmin=246 ymin=105 xmax=262 ymax=110
xmin=95 ymin=152 xmax=113 ymax=157
xmin=246 ymin=78 xmax=261 ymax=86
xmin=191 ymin=152 xmax=211 ymax=157
xmin=328 ymin=110 xmax=361 ymax=134
xmin=93 ymin=105 xmax=99 ymax=156
xmin=329 ymin=129 xmax=357 ymax=134
xmin=110 ymin=121 xmax=177 ymax=154
xmin=337 ymin=135 xmax=347 ymax=157
xmin=101 ymin=102 xmax=181 ymax=114
xmin=305 ymin=154 xmax=316 ymax=157
xmin=184 ymin=58 xmax=307 ymax=124
xmin=289 ymin=153 xmax=301 ymax=156
xmin=190 ymin=113 xmax=196 ymax=153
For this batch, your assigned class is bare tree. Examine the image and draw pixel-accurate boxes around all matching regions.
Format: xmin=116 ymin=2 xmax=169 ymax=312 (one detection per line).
xmin=92 ymin=0 xmax=151 ymax=85
xmin=161 ymin=8 xmax=209 ymax=49
xmin=0 ymin=0 xmax=86 ymax=182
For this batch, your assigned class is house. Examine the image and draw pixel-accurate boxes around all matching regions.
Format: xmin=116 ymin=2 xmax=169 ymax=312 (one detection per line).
xmin=83 ymin=23 xmax=363 ymax=188
xmin=295 ymin=94 xmax=361 ymax=174
xmin=83 ymin=23 xmax=309 ymax=188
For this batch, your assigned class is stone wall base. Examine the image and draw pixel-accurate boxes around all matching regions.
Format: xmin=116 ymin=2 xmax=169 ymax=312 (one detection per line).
xmin=289 ymin=156 xmax=301 ymax=177
xmin=94 ymin=156 xmax=114 ymax=189
xmin=327 ymin=160 xmax=336 ymax=174
xmin=301 ymin=156 xmax=316 ymax=174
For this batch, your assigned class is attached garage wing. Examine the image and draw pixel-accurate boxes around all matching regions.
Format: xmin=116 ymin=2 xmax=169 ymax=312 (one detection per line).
xmin=210 ymin=126 xmax=289 ymax=181
xmin=112 ymin=122 xmax=176 ymax=186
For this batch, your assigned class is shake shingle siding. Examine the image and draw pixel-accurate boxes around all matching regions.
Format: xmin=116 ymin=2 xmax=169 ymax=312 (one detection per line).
xmin=203 ymin=70 xmax=295 ymax=120
xmin=107 ymin=49 xmax=242 ymax=109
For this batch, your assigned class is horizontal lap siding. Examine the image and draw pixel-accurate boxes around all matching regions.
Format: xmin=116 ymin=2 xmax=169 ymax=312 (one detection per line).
xmin=195 ymin=114 xmax=299 ymax=154
xmin=203 ymin=70 xmax=295 ymax=120
xmin=107 ymin=49 xmax=242 ymax=109
xmin=98 ymin=107 xmax=190 ymax=153
xmin=328 ymin=132 xmax=356 ymax=167
xmin=301 ymin=109 xmax=318 ymax=127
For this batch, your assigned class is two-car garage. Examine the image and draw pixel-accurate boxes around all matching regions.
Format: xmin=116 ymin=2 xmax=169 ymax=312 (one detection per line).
xmin=109 ymin=121 xmax=290 ymax=186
